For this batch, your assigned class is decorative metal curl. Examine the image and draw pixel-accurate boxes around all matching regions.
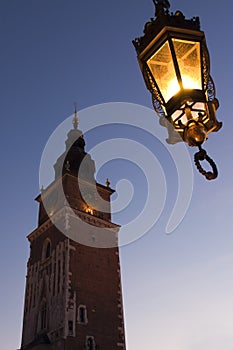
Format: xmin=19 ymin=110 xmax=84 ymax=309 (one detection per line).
xmin=194 ymin=145 xmax=218 ymax=180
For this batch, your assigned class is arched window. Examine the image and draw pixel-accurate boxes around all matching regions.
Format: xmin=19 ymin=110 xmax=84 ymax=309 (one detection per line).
xmin=42 ymin=239 xmax=51 ymax=260
xmin=78 ymin=305 xmax=87 ymax=324
xmin=86 ymin=336 xmax=95 ymax=350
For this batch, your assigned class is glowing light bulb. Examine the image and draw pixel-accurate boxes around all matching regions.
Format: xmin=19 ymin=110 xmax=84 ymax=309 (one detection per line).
xmin=165 ymin=77 xmax=180 ymax=100
xmin=182 ymin=74 xmax=200 ymax=90
xmin=86 ymin=207 xmax=94 ymax=215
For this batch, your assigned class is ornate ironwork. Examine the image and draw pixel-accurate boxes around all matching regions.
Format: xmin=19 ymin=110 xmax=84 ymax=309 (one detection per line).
xmin=194 ymin=145 xmax=218 ymax=180
xmin=144 ymin=67 xmax=165 ymax=117
xmin=152 ymin=94 xmax=166 ymax=118
xmin=207 ymin=76 xmax=216 ymax=102
xmin=133 ymin=4 xmax=200 ymax=54
xmin=152 ymin=0 xmax=170 ymax=10
xmin=202 ymin=44 xmax=210 ymax=92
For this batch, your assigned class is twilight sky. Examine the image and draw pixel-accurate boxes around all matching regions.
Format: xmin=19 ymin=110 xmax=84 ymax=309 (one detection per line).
xmin=1 ymin=1 xmax=233 ymax=349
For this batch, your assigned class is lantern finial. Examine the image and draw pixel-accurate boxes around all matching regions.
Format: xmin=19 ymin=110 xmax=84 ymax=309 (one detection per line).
xmin=152 ymin=0 xmax=170 ymax=9
xmin=152 ymin=0 xmax=170 ymax=16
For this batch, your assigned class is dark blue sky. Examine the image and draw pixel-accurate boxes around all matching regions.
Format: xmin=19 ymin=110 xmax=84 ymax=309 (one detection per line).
xmin=1 ymin=1 xmax=233 ymax=349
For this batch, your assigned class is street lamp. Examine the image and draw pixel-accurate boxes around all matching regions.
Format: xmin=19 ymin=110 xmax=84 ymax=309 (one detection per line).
xmin=133 ymin=0 xmax=222 ymax=180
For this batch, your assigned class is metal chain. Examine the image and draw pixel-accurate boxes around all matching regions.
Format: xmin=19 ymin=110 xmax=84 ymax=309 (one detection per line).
xmin=194 ymin=146 xmax=218 ymax=180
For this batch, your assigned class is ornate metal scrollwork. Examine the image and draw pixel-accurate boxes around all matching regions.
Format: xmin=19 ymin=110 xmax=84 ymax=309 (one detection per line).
xmin=207 ymin=76 xmax=216 ymax=102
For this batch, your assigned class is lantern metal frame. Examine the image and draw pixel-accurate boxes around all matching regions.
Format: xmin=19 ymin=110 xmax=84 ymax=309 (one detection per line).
xmin=133 ymin=0 xmax=222 ymax=180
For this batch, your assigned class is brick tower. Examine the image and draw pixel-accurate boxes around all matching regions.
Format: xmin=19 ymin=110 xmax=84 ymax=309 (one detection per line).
xmin=20 ymin=111 xmax=126 ymax=350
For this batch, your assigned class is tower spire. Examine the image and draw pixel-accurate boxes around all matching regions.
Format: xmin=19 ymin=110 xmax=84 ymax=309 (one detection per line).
xmin=72 ymin=102 xmax=79 ymax=130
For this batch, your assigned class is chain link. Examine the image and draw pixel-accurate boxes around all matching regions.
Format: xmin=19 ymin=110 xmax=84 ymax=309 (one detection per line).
xmin=194 ymin=146 xmax=218 ymax=180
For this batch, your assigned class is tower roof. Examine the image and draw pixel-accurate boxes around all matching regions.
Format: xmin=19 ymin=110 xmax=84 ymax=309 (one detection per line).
xmin=53 ymin=108 xmax=95 ymax=182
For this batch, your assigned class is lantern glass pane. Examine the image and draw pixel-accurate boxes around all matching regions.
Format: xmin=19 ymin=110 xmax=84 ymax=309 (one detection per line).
xmin=172 ymin=39 xmax=202 ymax=90
xmin=147 ymin=41 xmax=180 ymax=102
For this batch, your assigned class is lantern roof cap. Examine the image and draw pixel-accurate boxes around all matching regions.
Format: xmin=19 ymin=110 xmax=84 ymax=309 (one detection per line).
xmin=133 ymin=1 xmax=200 ymax=54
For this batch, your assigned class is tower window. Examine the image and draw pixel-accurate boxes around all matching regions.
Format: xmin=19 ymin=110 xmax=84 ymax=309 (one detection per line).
xmin=86 ymin=336 xmax=95 ymax=350
xmin=45 ymin=241 xmax=51 ymax=258
xmin=42 ymin=239 xmax=51 ymax=260
xmin=68 ymin=320 xmax=73 ymax=336
xmin=78 ymin=305 xmax=87 ymax=324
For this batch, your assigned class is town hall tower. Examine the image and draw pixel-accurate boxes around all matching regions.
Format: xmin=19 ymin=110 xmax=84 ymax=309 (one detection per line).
xmin=20 ymin=112 xmax=126 ymax=350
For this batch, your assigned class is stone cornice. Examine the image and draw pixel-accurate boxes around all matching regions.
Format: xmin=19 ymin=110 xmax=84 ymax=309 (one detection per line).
xmin=27 ymin=206 xmax=120 ymax=243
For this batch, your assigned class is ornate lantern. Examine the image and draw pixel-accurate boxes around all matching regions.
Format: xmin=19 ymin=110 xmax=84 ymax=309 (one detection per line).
xmin=133 ymin=0 xmax=222 ymax=180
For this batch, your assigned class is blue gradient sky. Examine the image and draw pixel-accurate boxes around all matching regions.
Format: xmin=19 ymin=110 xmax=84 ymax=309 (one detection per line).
xmin=1 ymin=1 xmax=233 ymax=349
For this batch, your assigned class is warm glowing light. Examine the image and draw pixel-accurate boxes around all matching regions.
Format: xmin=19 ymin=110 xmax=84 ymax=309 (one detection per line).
xmin=147 ymin=40 xmax=179 ymax=102
xmin=182 ymin=75 xmax=200 ymax=90
xmin=86 ymin=207 xmax=94 ymax=215
xmin=172 ymin=38 xmax=202 ymax=90
xmin=165 ymin=77 xmax=180 ymax=100
xmin=165 ymin=75 xmax=200 ymax=101
xmin=147 ymin=39 xmax=202 ymax=102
